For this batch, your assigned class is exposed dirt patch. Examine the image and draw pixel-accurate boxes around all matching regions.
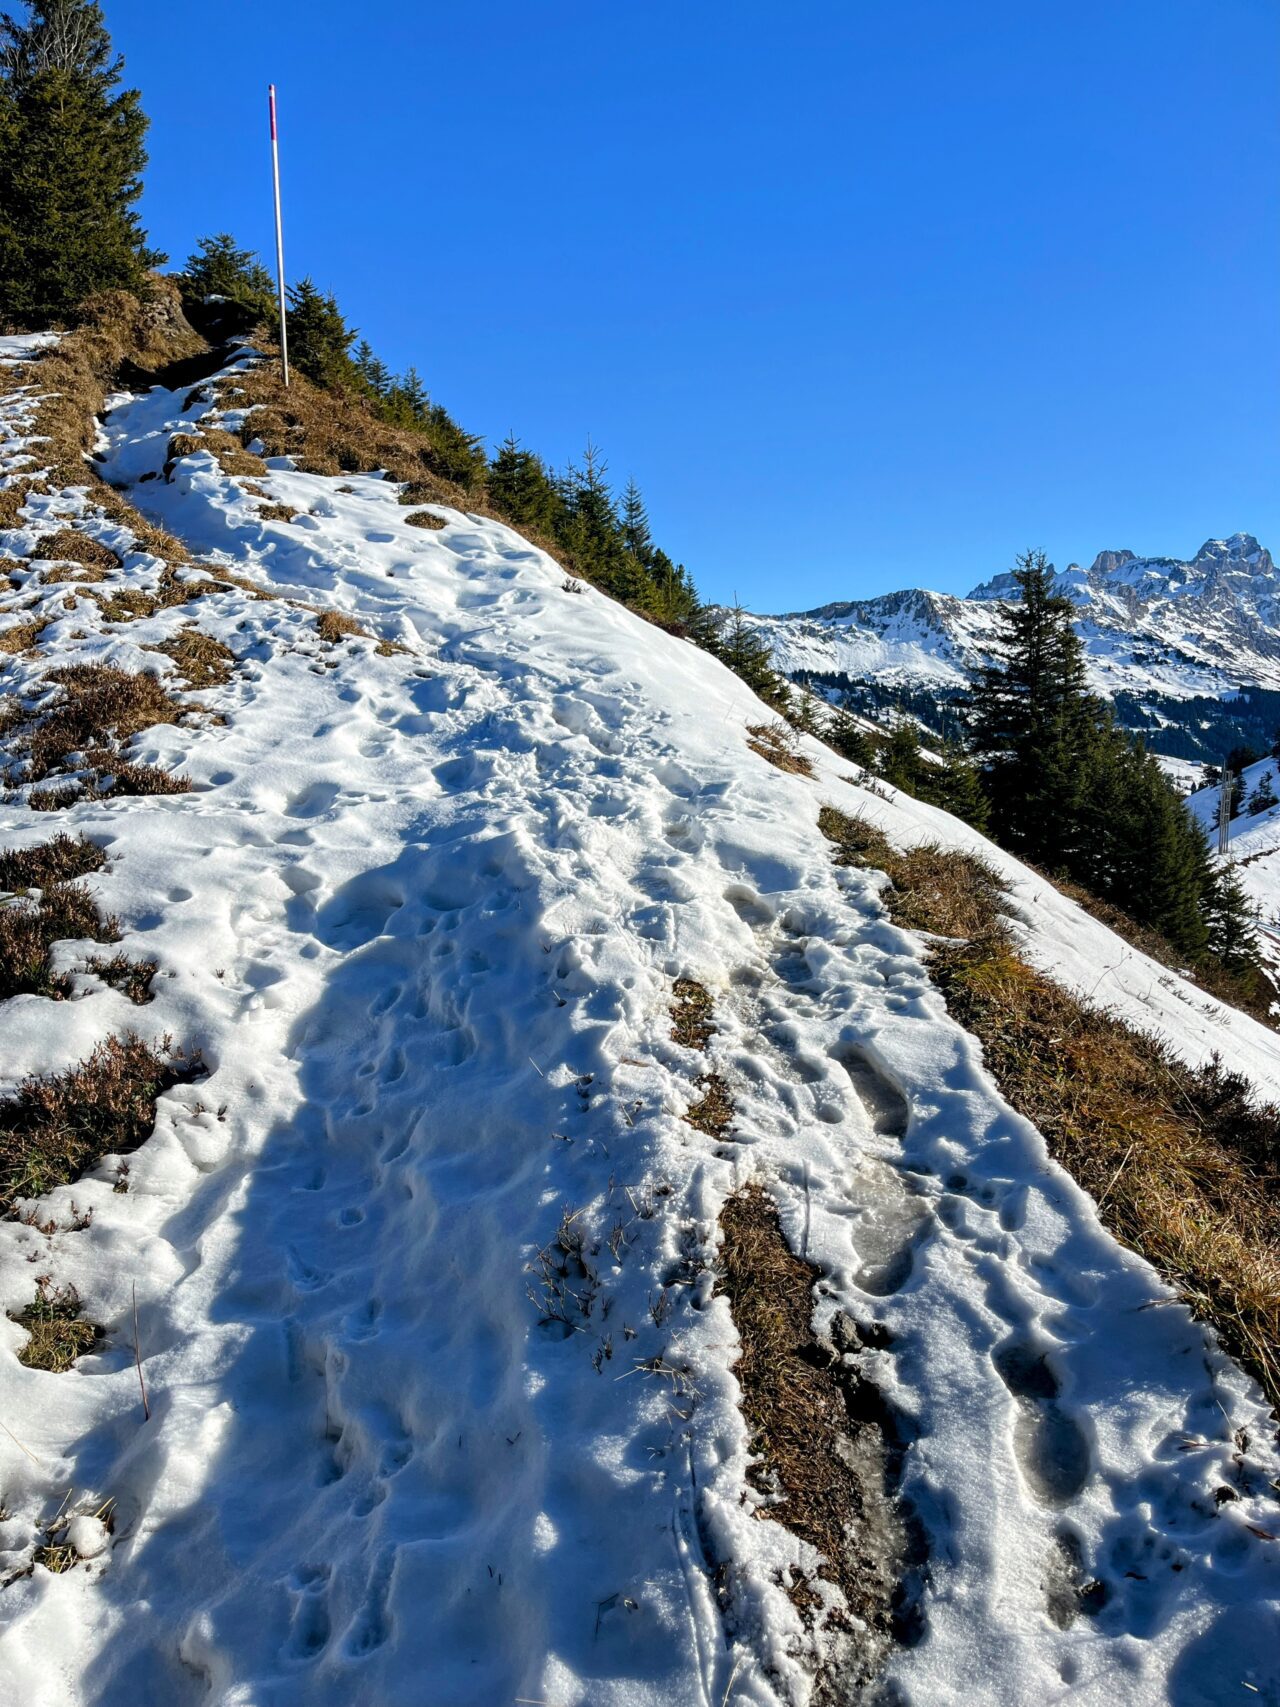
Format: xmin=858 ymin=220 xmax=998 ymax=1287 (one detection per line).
xmin=717 ymin=1183 xmax=910 ymax=1698
xmin=671 ymin=977 xmax=717 ymax=1050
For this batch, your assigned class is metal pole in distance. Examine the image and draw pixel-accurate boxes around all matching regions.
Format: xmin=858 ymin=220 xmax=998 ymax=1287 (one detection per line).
xmin=1219 ymin=764 xmax=1231 ymax=857
xmin=269 ymin=84 xmax=290 ymax=389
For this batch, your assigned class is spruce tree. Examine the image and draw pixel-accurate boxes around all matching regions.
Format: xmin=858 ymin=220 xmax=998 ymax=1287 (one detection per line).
xmin=0 ymin=0 xmax=161 ymax=326
xmin=827 ymin=698 xmax=874 ymax=767
xmin=1248 ymin=771 xmax=1278 ymax=816
xmin=286 ymin=279 xmax=358 ymax=388
xmin=183 ymin=233 xmax=275 ymax=321
xmin=488 ymin=435 xmax=564 ymax=537
xmin=711 ymin=603 xmax=788 ymax=709
xmin=877 ymin=719 xmax=925 ymax=792
xmin=967 ymin=549 xmax=1102 ymax=868
xmin=621 ymin=479 xmax=654 ymax=564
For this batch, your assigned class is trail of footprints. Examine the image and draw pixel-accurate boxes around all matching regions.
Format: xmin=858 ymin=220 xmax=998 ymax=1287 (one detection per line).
xmin=715 ymin=882 xmax=1108 ymax=1637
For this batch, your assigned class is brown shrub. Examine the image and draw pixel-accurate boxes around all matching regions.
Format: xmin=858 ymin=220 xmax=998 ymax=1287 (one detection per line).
xmin=0 ymin=880 xmax=118 ymax=998
xmin=0 ymin=833 xmax=104 ymax=889
xmin=83 ymin=951 xmax=157 ymax=1005
xmin=11 ymin=1282 xmax=100 ymax=1372
xmin=28 ymin=760 xmax=192 ymax=811
xmin=0 ymin=1032 xmax=202 ymax=1212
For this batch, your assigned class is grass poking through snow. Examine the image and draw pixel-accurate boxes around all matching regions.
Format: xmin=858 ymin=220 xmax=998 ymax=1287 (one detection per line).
xmin=0 ymin=1034 xmax=203 ymax=1214
xmin=11 ymin=1282 xmax=100 ymax=1372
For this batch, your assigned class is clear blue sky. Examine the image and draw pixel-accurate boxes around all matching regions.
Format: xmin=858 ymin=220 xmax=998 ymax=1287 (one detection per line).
xmin=107 ymin=0 xmax=1278 ymax=610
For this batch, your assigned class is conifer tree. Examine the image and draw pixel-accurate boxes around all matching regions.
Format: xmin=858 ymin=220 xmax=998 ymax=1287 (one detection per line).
xmin=286 ymin=278 xmax=358 ymax=388
xmin=1248 ymin=771 xmax=1278 ymax=816
xmin=877 ymin=719 xmax=925 ymax=792
xmin=827 ymin=698 xmax=874 ymax=767
xmin=0 ymin=0 xmax=161 ymax=326
xmin=710 ymin=603 xmax=789 ymax=710
xmin=621 ymin=479 xmax=654 ymax=564
xmin=920 ymin=740 xmax=990 ymax=831
xmin=183 ymin=233 xmax=274 ymax=321
xmin=968 ymin=549 xmax=1102 ymax=868
xmin=488 ymin=435 xmax=564 ymax=537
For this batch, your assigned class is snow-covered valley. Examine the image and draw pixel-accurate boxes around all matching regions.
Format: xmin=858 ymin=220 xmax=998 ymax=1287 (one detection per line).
xmin=0 ymin=340 xmax=1278 ymax=1705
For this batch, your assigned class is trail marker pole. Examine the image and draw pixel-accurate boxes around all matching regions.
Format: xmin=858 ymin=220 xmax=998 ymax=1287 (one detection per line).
xmin=269 ymin=84 xmax=290 ymax=389
xmin=1218 ymin=764 xmax=1231 ymax=857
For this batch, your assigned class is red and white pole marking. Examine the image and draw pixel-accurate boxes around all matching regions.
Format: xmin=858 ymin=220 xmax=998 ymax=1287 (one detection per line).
xmin=269 ymin=84 xmax=290 ymax=389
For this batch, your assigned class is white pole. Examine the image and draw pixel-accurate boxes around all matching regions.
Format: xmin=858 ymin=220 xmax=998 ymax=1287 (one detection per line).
xmin=269 ymin=84 xmax=290 ymax=389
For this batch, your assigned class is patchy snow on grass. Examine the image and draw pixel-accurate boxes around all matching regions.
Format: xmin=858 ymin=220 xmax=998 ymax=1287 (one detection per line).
xmin=0 ymin=354 xmax=1277 ymax=1706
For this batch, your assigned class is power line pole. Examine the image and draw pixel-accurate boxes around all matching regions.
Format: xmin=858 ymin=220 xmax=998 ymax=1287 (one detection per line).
xmin=268 ymin=84 xmax=290 ymax=389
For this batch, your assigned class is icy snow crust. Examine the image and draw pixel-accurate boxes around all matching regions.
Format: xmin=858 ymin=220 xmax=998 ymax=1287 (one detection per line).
xmin=0 ymin=359 xmax=1278 ymax=1705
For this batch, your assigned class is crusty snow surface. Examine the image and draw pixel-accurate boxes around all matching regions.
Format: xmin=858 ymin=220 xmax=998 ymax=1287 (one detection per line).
xmin=0 ymin=344 xmax=1278 ymax=1705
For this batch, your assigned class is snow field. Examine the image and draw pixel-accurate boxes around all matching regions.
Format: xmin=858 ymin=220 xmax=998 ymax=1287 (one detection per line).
xmin=0 ymin=353 xmax=1276 ymax=1704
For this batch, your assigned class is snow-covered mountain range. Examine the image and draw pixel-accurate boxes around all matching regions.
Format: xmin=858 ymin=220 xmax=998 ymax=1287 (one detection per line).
xmin=742 ymin=534 xmax=1280 ymax=760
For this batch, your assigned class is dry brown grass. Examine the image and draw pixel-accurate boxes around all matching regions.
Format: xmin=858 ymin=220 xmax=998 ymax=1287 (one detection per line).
xmin=718 ymin=1184 xmax=903 ymax=1692
xmin=214 ymin=362 xmax=475 ymax=498
xmin=816 ymin=804 xmax=1280 ymax=1412
xmin=20 ymin=282 xmax=206 ymax=492
xmin=30 ymin=530 xmax=120 ymax=571
xmin=0 ymin=616 xmax=48 ymax=653
xmin=146 ymin=628 xmax=235 ymax=688
xmin=0 ymin=1032 xmax=202 ymax=1212
xmin=404 ymin=508 xmax=447 ymax=530
xmin=747 ymin=720 xmax=814 ymax=777
xmin=255 ymin=501 xmax=295 ymax=523
xmin=0 ymin=476 xmax=50 ymax=528
xmin=818 ymin=806 xmax=1005 ymax=941
xmin=671 ymin=977 xmax=716 ymax=1050
xmin=0 ymin=833 xmax=104 ymax=889
xmin=41 ymin=559 xmax=105 ymax=585
xmin=11 ymin=1282 xmax=100 ymax=1372
xmin=164 ymin=426 xmax=264 ymax=483
xmin=28 ymin=761 xmax=191 ymax=811
xmin=91 ymin=588 xmax=159 ymax=623
xmin=315 ymin=609 xmax=368 ymax=644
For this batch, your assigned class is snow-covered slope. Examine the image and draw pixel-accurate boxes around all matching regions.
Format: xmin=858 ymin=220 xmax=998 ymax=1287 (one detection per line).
xmin=1 ymin=347 xmax=1278 ymax=1705
xmin=1187 ymin=758 xmax=1280 ymax=976
xmin=743 ymin=536 xmax=1280 ymax=743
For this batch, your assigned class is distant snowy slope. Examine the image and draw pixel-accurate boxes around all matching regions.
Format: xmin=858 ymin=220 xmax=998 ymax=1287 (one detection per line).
xmin=0 ymin=348 xmax=1277 ymax=1706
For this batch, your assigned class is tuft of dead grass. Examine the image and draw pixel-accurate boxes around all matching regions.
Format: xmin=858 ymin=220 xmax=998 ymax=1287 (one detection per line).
xmin=30 ymin=530 xmax=120 ymax=572
xmin=404 ymin=508 xmax=447 ymax=530
xmin=28 ymin=761 xmax=191 ymax=811
xmin=671 ymin=978 xmax=716 ymax=1050
xmin=717 ymin=1184 xmax=905 ymax=1693
xmin=816 ymin=804 xmax=1280 ymax=1412
xmin=0 ymin=1032 xmax=203 ymax=1213
xmin=255 ymin=501 xmax=295 ymax=523
xmin=0 ymin=617 xmax=48 ymax=654
xmin=315 ymin=610 xmax=368 ymax=645
xmin=145 ymin=628 xmax=235 ymax=688
xmin=11 ymin=1281 xmax=100 ymax=1372
xmin=747 ymin=720 xmax=814 ymax=777
xmin=91 ymin=588 xmax=159 ymax=623
xmin=7 ymin=663 xmax=188 ymax=783
xmin=818 ymin=806 xmax=1005 ymax=941
xmin=0 ymin=476 xmax=50 ymax=529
